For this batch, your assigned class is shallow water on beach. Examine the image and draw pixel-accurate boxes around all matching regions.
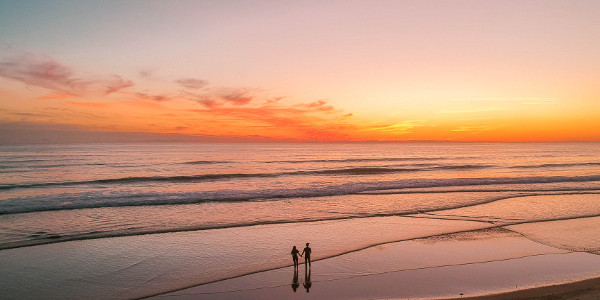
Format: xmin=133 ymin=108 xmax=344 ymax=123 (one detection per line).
xmin=153 ymin=228 xmax=600 ymax=300
xmin=1 ymin=142 xmax=599 ymax=299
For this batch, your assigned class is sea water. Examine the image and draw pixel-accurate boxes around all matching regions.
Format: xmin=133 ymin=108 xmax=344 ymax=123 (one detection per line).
xmin=1 ymin=142 xmax=599 ymax=298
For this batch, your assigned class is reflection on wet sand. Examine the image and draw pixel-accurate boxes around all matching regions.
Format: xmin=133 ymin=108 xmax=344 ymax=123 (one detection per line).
xmin=303 ymin=264 xmax=312 ymax=293
xmin=291 ymin=267 xmax=299 ymax=292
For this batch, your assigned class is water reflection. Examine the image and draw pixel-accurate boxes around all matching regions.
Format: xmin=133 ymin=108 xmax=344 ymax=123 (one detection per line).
xmin=291 ymin=265 xmax=313 ymax=293
xmin=291 ymin=267 xmax=299 ymax=292
xmin=303 ymin=265 xmax=312 ymax=293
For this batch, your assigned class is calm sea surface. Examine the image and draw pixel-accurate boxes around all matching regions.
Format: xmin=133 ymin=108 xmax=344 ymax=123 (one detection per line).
xmin=1 ymin=142 xmax=599 ymax=250
xmin=1 ymin=142 xmax=600 ymax=299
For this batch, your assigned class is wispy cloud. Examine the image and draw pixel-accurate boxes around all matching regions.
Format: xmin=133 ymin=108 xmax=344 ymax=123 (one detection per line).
xmin=438 ymin=107 xmax=505 ymax=114
xmin=184 ymin=97 xmax=365 ymax=141
xmin=103 ymin=75 xmax=133 ymax=94
xmin=132 ymin=92 xmax=169 ymax=102
xmin=175 ymin=78 xmax=208 ymax=90
xmin=0 ymin=52 xmax=133 ymax=96
xmin=0 ymin=51 xmax=431 ymax=141
xmin=219 ymin=88 xmax=254 ymax=106
xmin=66 ymin=102 xmax=113 ymax=108
xmin=520 ymin=98 xmax=558 ymax=105
xmin=451 ymin=125 xmax=493 ymax=133
xmin=301 ymin=100 xmax=334 ymax=111
xmin=37 ymin=92 xmax=76 ymax=100
xmin=185 ymin=88 xmax=255 ymax=108
xmin=363 ymin=120 xmax=423 ymax=134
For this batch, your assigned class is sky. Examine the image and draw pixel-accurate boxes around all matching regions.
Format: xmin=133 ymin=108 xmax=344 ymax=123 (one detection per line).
xmin=1 ymin=0 xmax=599 ymax=142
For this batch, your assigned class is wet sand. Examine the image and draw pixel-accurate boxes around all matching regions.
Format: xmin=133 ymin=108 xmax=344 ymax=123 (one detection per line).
xmin=148 ymin=194 xmax=600 ymax=299
xmin=1 ymin=194 xmax=599 ymax=299
xmin=150 ymin=227 xmax=600 ymax=299
xmin=457 ymin=276 xmax=600 ymax=299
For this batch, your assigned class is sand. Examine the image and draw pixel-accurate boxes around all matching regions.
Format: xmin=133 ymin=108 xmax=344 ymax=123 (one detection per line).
xmin=149 ymin=227 xmax=600 ymax=299
xmin=456 ymin=277 xmax=600 ymax=299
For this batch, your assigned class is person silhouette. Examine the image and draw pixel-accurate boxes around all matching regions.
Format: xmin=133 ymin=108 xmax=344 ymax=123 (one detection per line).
xmin=291 ymin=245 xmax=300 ymax=268
xmin=301 ymin=242 xmax=312 ymax=267
xmin=303 ymin=266 xmax=312 ymax=293
xmin=291 ymin=266 xmax=299 ymax=292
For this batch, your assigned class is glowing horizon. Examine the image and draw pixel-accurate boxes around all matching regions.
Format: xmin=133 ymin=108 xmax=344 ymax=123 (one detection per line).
xmin=1 ymin=1 xmax=599 ymax=142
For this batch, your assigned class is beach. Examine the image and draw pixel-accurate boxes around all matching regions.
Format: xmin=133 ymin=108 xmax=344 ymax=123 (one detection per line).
xmin=2 ymin=0 xmax=599 ymax=297
xmin=1 ymin=143 xmax=599 ymax=299
xmin=2 ymin=205 xmax=600 ymax=299
xmin=147 ymin=196 xmax=600 ymax=299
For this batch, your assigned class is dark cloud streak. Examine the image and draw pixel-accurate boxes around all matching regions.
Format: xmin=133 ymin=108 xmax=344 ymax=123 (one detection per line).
xmin=0 ymin=53 xmax=133 ymax=96
xmin=219 ymin=89 xmax=253 ymax=106
xmin=134 ymin=92 xmax=169 ymax=102
xmin=176 ymin=78 xmax=208 ymax=89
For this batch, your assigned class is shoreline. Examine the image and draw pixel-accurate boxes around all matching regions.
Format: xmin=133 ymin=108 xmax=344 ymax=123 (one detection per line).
xmin=456 ymin=276 xmax=600 ymax=300
xmin=150 ymin=252 xmax=600 ymax=300
xmin=150 ymin=222 xmax=600 ymax=299
xmin=2 ymin=195 xmax=599 ymax=299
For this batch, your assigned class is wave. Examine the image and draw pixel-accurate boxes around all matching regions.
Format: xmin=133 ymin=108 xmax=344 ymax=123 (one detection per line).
xmin=182 ymin=160 xmax=232 ymax=165
xmin=511 ymin=162 xmax=600 ymax=169
xmin=267 ymin=157 xmax=458 ymax=164
xmin=432 ymin=164 xmax=492 ymax=170
xmin=0 ymin=163 xmax=109 ymax=171
xmin=3 ymin=198 xmax=600 ymax=252
xmin=2 ymin=175 xmax=600 ymax=215
xmin=0 ymin=164 xmax=492 ymax=190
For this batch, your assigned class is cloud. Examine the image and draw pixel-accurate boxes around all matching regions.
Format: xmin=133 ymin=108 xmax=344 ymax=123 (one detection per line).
xmin=302 ymin=99 xmax=334 ymax=111
xmin=219 ymin=89 xmax=253 ymax=105
xmin=451 ymin=125 xmax=493 ymax=132
xmin=265 ymin=96 xmax=285 ymax=104
xmin=176 ymin=78 xmax=208 ymax=89
xmin=185 ymin=88 xmax=255 ymax=108
xmin=0 ymin=51 xmax=424 ymax=141
xmin=185 ymin=97 xmax=361 ymax=141
xmin=364 ymin=121 xmax=423 ymax=134
xmin=66 ymin=102 xmax=113 ymax=108
xmin=102 ymin=75 xmax=134 ymax=94
xmin=0 ymin=53 xmax=85 ymax=95
xmin=520 ymin=98 xmax=558 ymax=105
xmin=138 ymin=68 xmax=157 ymax=79
xmin=0 ymin=52 xmax=133 ymax=96
xmin=133 ymin=92 xmax=169 ymax=102
xmin=37 ymin=92 xmax=76 ymax=100
xmin=438 ymin=107 xmax=505 ymax=114
xmin=198 ymin=98 xmax=221 ymax=108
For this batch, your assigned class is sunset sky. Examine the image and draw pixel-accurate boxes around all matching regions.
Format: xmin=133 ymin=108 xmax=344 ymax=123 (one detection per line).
xmin=1 ymin=0 xmax=599 ymax=142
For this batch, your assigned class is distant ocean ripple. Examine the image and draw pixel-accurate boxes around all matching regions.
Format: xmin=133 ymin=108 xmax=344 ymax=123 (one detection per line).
xmin=1 ymin=142 xmax=599 ymax=249
xmin=1 ymin=174 xmax=600 ymax=214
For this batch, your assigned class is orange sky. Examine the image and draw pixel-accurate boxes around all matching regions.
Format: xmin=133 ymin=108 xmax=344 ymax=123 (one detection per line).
xmin=1 ymin=1 xmax=599 ymax=142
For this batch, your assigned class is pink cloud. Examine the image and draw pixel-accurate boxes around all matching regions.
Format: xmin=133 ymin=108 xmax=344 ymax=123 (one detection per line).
xmin=66 ymin=102 xmax=113 ymax=108
xmin=133 ymin=92 xmax=169 ymax=102
xmin=37 ymin=92 xmax=76 ymax=100
xmin=102 ymin=75 xmax=134 ymax=94
xmin=187 ymin=98 xmax=357 ymax=141
xmin=184 ymin=88 xmax=254 ymax=108
xmin=219 ymin=89 xmax=253 ymax=106
xmin=0 ymin=52 xmax=133 ymax=96
xmin=176 ymin=78 xmax=208 ymax=89
xmin=303 ymin=99 xmax=334 ymax=111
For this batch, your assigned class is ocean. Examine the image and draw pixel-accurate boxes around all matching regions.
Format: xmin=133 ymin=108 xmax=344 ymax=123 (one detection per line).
xmin=1 ymin=142 xmax=599 ymax=298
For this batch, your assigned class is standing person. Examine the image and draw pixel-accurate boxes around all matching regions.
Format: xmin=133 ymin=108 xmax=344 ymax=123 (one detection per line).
xmin=301 ymin=243 xmax=312 ymax=267
xmin=291 ymin=246 xmax=300 ymax=268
